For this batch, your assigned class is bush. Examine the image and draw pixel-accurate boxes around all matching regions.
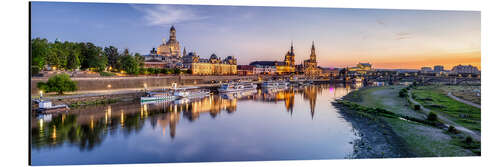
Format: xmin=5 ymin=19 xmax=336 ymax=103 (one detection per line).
xmin=399 ymin=88 xmax=408 ymax=97
xmin=414 ymin=105 xmax=421 ymax=110
xmin=31 ymin=66 xmax=40 ymax=75
xmin=174 ymin=68 xmax=181 ymax=75
xmin=138 ymin=67 xmax=147 ymax=75
xmin=448 ymin=126 xmax=459 ymax=134
xmin=465 ymin=136 xmax=473 ymax=145
xmin=427 ymin=112 xmax=438 ymax=122
xmin=37 ymin=74 xmax=77 ymax=95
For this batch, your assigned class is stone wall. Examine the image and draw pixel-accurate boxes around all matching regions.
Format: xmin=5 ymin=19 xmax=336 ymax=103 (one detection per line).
xmin=31 ymin=75 xmax=259 ymax=95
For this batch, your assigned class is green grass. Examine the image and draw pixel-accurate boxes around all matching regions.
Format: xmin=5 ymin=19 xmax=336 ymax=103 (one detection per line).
xmin=412 ymin=86 xmax=481 ymax=131
xmin=340 ymin=86 xmax=477 ymax=157
xmin=383 ymin=117 xmax=474 ymax=157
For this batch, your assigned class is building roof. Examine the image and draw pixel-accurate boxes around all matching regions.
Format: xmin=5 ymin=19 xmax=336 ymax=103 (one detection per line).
xmin=237 ymin=65 xmax=255 ymax=70
xmin=249 ymin=61 xmax=276 ymax=66
xmin=359 ymin=63 xmax=372 ymax=66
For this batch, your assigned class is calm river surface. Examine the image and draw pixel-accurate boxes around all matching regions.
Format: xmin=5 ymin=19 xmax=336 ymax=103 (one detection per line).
xmin=31 ymin=84 xmax=362 ymax=165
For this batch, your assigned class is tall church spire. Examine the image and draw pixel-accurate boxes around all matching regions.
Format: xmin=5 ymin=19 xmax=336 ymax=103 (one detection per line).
xmin=310 ymin=41 xmax=316 ymax=62
xmin=183 ymin=47 xmax=187 ymax=57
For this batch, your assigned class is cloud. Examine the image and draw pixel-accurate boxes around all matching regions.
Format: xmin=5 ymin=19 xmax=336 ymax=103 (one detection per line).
xmin=132 ymin=5 xmax=207 ymax=27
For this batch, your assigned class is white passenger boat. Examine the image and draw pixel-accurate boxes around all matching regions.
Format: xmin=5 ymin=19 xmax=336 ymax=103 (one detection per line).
xmin=141 ymin=91 xmax=177 ymax=102
xmin=218 ymin=82 xmax=257 ymax=93
xmin=36 ymin=100 xmax=69 ymax=114
xmin=262 ymin=80 xmax=289 ymax=89
xmin=173 ymin=86 xmax=210 ymax=99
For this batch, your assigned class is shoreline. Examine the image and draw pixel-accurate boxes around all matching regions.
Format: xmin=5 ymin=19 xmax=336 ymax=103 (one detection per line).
xmin=336 ymin=85 xmax=480 ymax=157
xmin=332 ymin=102 xmax=414 ymax=158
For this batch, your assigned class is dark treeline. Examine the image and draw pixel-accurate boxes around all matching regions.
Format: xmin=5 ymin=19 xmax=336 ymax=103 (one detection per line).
xmin=31 ymin=38 xmax=144 ymax=74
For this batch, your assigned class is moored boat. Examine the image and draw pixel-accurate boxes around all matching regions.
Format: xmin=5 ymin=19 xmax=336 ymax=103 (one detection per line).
xmin=36 ymin=100 xmax=69 ymax=114
xmin=141 ymin=91 xmax=177 ymax=102
xmin=218 ymin=82 xmax=257 ymax=93
xmin=262 ymin=80 xmax=289 ymax=89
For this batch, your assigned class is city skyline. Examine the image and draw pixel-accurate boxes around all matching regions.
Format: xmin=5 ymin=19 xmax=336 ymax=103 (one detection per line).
xmin=31 ymin=2 xmax=480 ymax=69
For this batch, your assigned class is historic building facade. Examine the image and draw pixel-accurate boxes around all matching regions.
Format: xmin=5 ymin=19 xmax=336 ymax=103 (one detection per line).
xmin=157 ymin=26 xmax=181 ymax=58
xmin=188 ymin=53 xmax=237 ymax=75
xmin=143 ymin=26 xmax=182 ymax=69
xmin=276 ymin=43 xmax=296 ymax=74
xmin=303 ymin=41 xmax=321 ymax=76
xmin=348 ymin=62 xmax=373 ymax=74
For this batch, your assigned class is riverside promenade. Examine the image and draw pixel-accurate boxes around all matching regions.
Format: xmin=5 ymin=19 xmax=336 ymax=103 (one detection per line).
xmin=31 ymin=75 xmax=261 ymax=96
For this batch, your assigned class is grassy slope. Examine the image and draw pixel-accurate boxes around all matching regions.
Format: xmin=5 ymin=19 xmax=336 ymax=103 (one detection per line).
xmin=412 ymin=86 xmax=481 ymax=132
xmin=345 ymin=86 xmax=474 ymax=157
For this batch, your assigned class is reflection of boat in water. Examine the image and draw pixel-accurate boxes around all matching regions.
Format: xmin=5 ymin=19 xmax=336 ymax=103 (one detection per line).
xmin=220 ymin=89 xmax=257 ymax=99
xmin=35 ymin=100 xmax=69 ymax=114
xmin=262 ymin=81 xmax=289 ymax=89
xmin=218 ymin=82 xmax=257 ymax=93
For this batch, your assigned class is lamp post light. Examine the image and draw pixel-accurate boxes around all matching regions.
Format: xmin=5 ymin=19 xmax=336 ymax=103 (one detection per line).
xmin=39 ymin=90 xmax=43 ymax=98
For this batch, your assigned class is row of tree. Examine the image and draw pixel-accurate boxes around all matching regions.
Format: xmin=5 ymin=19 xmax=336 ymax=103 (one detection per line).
xmin=31 ymin=38 xmax=144 ymax=74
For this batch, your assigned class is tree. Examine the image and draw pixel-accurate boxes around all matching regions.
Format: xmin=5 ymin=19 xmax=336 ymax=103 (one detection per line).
xmin=80 ymin=43 xmax=106 ymax=71
xmin=119 ymin=54 xmax=139 ymax=74
xmin=134 ymin=53 xmax=144 ymax=68
xmin=31 ymin=38 xmax=50 ymax=71
xmin=37 ymin=74 xmax=77 ymax=95
xmin=66 ymin=43 xmax=81 ymax=70
xmin=104 ymin=46 xmax=119 ymax=70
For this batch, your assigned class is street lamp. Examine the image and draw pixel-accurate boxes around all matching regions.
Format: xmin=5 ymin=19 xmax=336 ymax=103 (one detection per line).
xmin=39 ymin=90 xmax=43 ymax=98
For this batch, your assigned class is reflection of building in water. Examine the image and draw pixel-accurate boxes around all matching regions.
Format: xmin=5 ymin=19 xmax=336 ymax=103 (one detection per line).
xmin=302 ymin=86 xmax=321 ymax=119
xmin=255 ymin=88 xmax=296 ymax=114
xmin=156 ymin=111 xmax=180 ymax=138
xmin=182 ymin=96 xmax=238 ymax=121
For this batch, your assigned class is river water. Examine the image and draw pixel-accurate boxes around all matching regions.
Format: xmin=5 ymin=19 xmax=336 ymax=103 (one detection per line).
xmin=31 ymin=84 xmax=361 ymax=165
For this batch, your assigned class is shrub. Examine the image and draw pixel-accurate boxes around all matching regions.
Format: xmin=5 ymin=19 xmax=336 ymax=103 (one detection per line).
xmin=37 ymin=74 xmax=77 ymax=95
xmin=414 ymin=105 xmax=421 ymax=110
xmin=31 ymin=66 xmax=40 ymax=75
xmin=465 ymin=136 xmax=473 ymax=145
xmin=427 ymin=112 xmax=438 ymax=122
xmin=138 ymin=67 xmax=147 ymax=75
xmin=448 ymin=126 xmax=459 ymax=134
xmin=174 ymin=68 xmax=181 ymax=75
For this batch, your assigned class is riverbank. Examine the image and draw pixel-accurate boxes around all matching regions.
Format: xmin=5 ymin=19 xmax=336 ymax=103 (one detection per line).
xmin=335 ymin=85 xmax=479 ymax=158
xmin=332 ymin=102 xmax=413 ymax=158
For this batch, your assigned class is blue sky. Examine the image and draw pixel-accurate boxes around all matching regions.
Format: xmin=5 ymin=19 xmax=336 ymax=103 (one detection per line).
xmin=31 ymin=2 xmax=480 ymax=69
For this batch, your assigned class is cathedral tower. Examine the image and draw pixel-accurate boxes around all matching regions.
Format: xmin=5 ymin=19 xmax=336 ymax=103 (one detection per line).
xmin=169 ymin=26 xmax=176 ymax=41
xmin=310 ymin=41 xmax=316 ymax=63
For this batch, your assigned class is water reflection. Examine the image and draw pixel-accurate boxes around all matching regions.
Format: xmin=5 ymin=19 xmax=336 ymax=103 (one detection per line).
xmin=31 ymin=84 xmax=362 ymax=165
